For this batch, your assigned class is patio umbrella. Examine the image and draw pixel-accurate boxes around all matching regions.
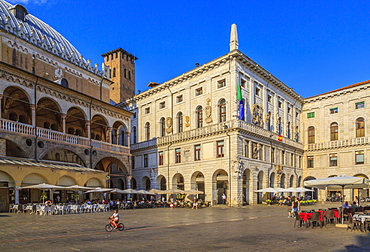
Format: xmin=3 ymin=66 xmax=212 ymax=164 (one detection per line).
xmin=84 ymin=187 xmax=113 ymax=193
xmin=19 ymin=183 xmax=68 ymax=203
xmin=19 ymin=183 xmax=67 ymax=190
xmin=183 ymin=189 xmax=204 ymax=195
xmin=149 ymin=189 xmax=167 ymax=194
xmin=304 ymin=175 xmax=370 ymax=224
xmin=136 ymin=190 xmax=156 ymax=195
xmin=64 ymin=185 xmax=94 ymax=191
xmin=295 ymin=187 xmax=314 ymax=193
xmin=254 ymin=187 xmax=283 ymax=193
xmin=119 ymin=188 xmax=144 ymax=194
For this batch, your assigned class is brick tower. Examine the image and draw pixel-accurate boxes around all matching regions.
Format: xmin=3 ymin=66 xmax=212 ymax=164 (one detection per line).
xmin=102 ymin=48 xmax=137 ymax=103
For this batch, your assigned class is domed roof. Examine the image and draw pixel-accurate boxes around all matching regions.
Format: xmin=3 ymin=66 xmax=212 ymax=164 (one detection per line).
xmin=0 ymin=0 xmax=104 ymax=76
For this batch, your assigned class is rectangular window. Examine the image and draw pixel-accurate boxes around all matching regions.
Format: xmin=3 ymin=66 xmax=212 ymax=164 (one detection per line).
xmin=175 ymin=148 xmax=181 ymax=163
xmin=195 ymin=87 xmax=203 ymax=96
xmin=271 ymin=147 xmax=275 ymax=163
xmin=268 ymin=95 xmax=272 ymax=103
xmin=329 ymin=153 xmax=337 ymax=166
xmin=241 ymin=78 xmax=246 ymax=88
xmin=244 ymin=141 xmax=249 ymax=158
xmin=278 ymin=101 xmax=282 ymax=109
xmin=143 ymin=154 xmax=148 ymax=167
xmin=330 ymin=107 xmax=338 ymax=114
xmin=307 ymin=156 xmax=314 ymax=168
xmin=131 ymin=156 xmax=135 ymax=170
xmin=159 ymin=101 xmax=166 ymax=109
xmin=158 ymin=151 xmax=164 ymax=166
xmin=255 ymin=87 xmax=260 ymax=96
xmin=217 ymin=79 xmax=226 ymax=88
xmin=287 ymin=107 xmax=291 ymax=114
xmin=355 ymin=102 xmax=365 ymax=109
xmin=217 ymin=140 xmax=224 ymax=157
xmin=355 ymin=150 xmax=364 ymax=164
xmin=145 ymin=107 xmax=150 ymax=114
xmin=307 ymin=112 xmax=315 ymax=118
xmin=176 ymin=95 xmax=183 ymax=103
xmin=298 ymin=156 xmax=302 ymax=168
xmin=282 ymin=150 xmax=285 ymax=165
xmin=290 ymin=153 xmax=294 ymax=166
xmin=194 ymin=144 xmax=201 ymax=161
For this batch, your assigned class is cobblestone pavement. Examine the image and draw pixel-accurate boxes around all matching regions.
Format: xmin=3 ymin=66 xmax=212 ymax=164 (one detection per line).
xmin=1 ymin=203 xmax=370 ymax=252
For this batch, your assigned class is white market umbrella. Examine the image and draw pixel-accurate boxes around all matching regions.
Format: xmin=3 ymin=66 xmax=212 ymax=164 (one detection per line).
xmin=255 ymin=187 xmax=283 ymax=193
xmin=295 ymin=187 xmax=314 ymax=193
xmin=84 ymin=187 xmax=112 ymax=193
xmin=120 ymin=188 xmax=144 ymax=194
xmin=64 ymin=185 xmax=94 ymax=191
xmin=183 ymin=189 xmax=204 ymax=195
xmin=19 ymin=183 xmax=67 ymax=190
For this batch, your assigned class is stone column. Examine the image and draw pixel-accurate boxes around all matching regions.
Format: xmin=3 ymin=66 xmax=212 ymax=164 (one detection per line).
xmin=126 ymin=132 xmax=131 ymax=148
xmin=61 ymin=114 xmax=66 ymax=133
xmin=30 ymin=104 xmax=36 ymax=126
xmin=14 ymin=186 xmax=19 ymax=204
xmin=107 ymin=127 xmax=113 ymax=144
xmin=86 ymin=121 xmax=91 ymax=139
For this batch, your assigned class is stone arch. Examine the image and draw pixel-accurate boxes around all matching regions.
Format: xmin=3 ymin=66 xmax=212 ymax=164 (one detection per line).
xmin=269 ymin=172 xmax=275 ymax=188
xmin=36 ymin=97 xmax=62 ymax=132
xmin=213 ymin=169 xmax=228 ymax=204
xmin=41 ymin=148 xmax=85 ymax=167
xmin=190 ymin=171 xmax=205 ymax=200
xmin=117 ymin=178 xmax=125 ymax=190
xmin=56 ymin=175 xmax=77 ymax=186
xmin=66 ymin=107 xmax=87 ymax=137
xmin=131 ymin=177 xmax=137 ymax=189
xmin=142 ymin=176 xmax=151 ymax=190
xmin=91 ymin=114 xmax=109 ymax=141
xmin=112 ymin=121 xmax=128 ymax=146
xmin=2 ymin=86 xmax=32 ymax=124
xmin=172 ymin=173 xmax=184 ymax=190
xmin=289 ymin=174 xmax=294 ymax=188
xmin=280 ymin=173 xmax=286 ymax=188
xmin=94 ymin=156 xmax=128 ymax=174
xmin=257 ymin=170 xmax=264 ymax=203
xmin=0 ymin=170 xmax=15 ymax=187
xmin=21 ymin=173 xmax=48 ymax=185
xmin=157 ymin=175 xmax=167 ymax=190
xmin=243 ymin=168 xmax=251 ymax=205
xmin=84 ymin=178 xmax=103 ymax=187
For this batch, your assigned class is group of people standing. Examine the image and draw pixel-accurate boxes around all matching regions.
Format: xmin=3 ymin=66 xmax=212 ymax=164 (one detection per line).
xmin=286 ymin=196 xmax=301 ymax=218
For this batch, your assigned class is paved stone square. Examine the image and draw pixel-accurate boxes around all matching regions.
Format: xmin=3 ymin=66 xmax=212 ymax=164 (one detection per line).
xmin=1 ymin=203 xmax=370 ymax=252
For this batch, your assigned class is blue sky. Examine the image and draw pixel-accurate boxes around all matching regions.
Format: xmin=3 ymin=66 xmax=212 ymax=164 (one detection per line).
xmin=10 ymin=0 xmax=370 ymax=98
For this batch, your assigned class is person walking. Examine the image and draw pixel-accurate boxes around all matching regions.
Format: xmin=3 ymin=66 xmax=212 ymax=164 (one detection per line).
xmin=286 ymin=196 xmax=293 ymax=218
xmin=222 ymin=193 xmax=227 ymax=204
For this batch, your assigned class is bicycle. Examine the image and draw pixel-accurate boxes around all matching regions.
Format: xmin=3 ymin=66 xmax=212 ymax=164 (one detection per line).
xmin=105 ymin=217 xmax=124 ymax=232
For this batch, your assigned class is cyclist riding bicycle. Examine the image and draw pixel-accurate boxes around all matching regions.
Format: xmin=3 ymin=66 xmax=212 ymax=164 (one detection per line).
xmin=109 ymin=210 xmax=120 ymax=229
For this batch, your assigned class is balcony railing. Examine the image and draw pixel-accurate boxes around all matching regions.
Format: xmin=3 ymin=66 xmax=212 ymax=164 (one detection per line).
xmin=131 ymin=119 xmax=304 ymax=151
xmin=306 ymin=137 xmax=370 ymax=151
xmin=0 ymin=118 xmax=129 ymax=154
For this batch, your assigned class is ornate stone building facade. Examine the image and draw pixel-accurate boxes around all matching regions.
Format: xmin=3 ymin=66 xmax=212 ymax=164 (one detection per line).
xmin=302 ymin=80 xmax=370 ymax=201
xmin=0 ymin=1 xmax=132 ymax=211
xmin=125 ymin=24 xmax=304 ymax=206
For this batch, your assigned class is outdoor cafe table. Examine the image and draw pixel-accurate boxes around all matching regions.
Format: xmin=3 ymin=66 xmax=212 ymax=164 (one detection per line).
xmin=299 ymin=210 xmax=324 ymax=222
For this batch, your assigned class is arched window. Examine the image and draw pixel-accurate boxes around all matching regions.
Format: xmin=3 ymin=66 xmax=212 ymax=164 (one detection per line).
xmin=308 ymin=126 xmax=315 ymax=144
xmin=356 ymin=117 xmax=365 ymax=138
xmin=145 ymin=122 xmax=150 ymax=141
xmin=196 ymin=106 xmax=203 ymax=128
xmin=177 ymin=112 xmax=183 ymax=133
xmin=219 ymin=99 xmax=226 ymax=122
xmin=160 ymin=117 xmax=165 ymax=137
xmin=330 ymin=122 xmax=338 ymax=141
xmin=132 ymin=126 xmax=137 ymax=144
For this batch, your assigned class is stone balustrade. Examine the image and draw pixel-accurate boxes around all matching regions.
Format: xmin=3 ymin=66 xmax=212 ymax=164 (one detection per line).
xmin=305 ymin=137 xmax=370 ymax=151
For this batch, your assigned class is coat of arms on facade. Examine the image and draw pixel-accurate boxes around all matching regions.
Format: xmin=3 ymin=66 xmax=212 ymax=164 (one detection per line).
xmin=205 ymin=98 xmax=212 ymax=123
xmin=166 ymin=117 xmax=172 ymax=133
xmin=185 ymin=116 xmax=190 ymax=127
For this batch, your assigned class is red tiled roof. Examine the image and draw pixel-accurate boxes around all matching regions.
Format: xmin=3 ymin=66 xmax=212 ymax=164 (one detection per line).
xmin=305 ymin=80 xmax=370 ymax=99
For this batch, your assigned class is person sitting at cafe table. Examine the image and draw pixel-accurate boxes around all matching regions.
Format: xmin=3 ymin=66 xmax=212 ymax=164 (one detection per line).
xmin=343 ymin=201 xmax=350 ymax=209
xmin=351 ymin=201 xmax=357 ymax=208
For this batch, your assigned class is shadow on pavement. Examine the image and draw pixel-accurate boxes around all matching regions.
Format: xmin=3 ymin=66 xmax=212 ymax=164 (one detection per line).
xmin=0 ymin=214 xmax=11 ymax=217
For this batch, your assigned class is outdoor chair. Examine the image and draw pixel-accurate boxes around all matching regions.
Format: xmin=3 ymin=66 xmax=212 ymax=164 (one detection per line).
xmin=294 ymin=211 xmax=302 ymax=227
xmin=310 ymin=212 xmax=323 ymax=228
xmin=325 ymin=210 xmax=336 ymax=224
xmin=347 ymin=213 xmax=361 ymax=231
